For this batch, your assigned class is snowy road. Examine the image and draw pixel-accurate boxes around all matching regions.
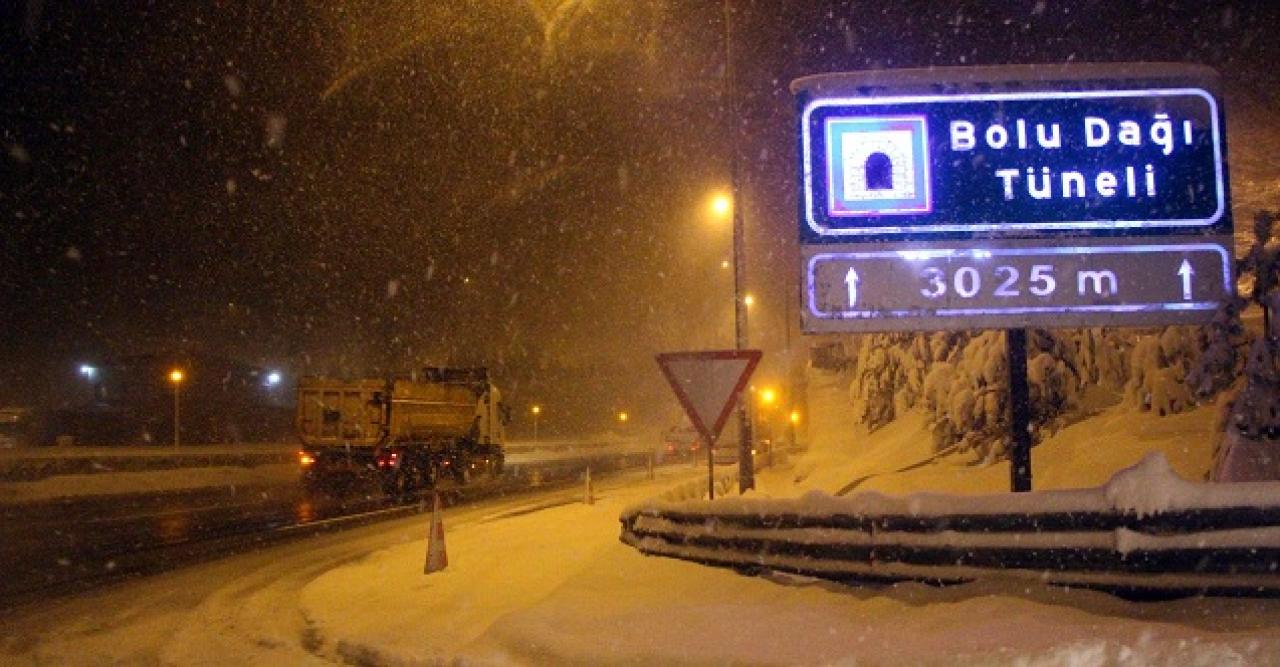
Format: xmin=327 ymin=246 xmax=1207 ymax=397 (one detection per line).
xmin=0 ymin=445 xmax=652 ymax=606
xmin=0 ymin=468 xmax=677 ymax=664
xmin=4 ymin=463 xmax=1280 ymax=665
xmin=0 ymin=477 xmax=401 ymax=605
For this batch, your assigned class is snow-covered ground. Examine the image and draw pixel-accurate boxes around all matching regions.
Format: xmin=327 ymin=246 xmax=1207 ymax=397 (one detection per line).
xmin=5 ymin=460 xmax=1280 ymax=664
xmin=4 ymin=373 xmax=1279 ymax=664
xmin=782 ymin=368 xmax=1222 ymax=498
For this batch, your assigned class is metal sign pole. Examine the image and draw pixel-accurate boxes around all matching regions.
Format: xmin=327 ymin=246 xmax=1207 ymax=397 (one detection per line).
xmin=707 ymin=435 xmax=716 ymax=500
xmin=173 ymin=383 xmax=180 ymax=449
xmin=1007 ymin=328 xmax=1032 ymax=492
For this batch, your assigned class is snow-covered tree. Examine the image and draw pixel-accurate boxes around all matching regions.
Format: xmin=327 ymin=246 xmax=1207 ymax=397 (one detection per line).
xmin=1073 ymin=327 xmax=1129 ymax=392
xmin=1214 ymin=316 xmax=1280 ymax=482
xmin=1242 ymin=211 xmax=1278 ymax=334
xmin=915 ymin=330 xmax=1081 ymax=462
xmin=1125 ymin=327 xmax=1196 ymax=416
xmin=848 ymin=332 xmax=933 ymax=431
xmin=1185 ymin=299 xmax=1246 ymax=399
xmin=1204 ymin=210 xmax=1279 ymax=481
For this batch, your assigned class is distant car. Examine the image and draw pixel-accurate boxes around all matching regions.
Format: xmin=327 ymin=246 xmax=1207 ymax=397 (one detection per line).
xmin=0 ymin=407 xmax=37 ymax=448
xmin=712 ymin=444 xmax=739 ymax=465
xmin=659 ymin=425 xmax=701 ymax=462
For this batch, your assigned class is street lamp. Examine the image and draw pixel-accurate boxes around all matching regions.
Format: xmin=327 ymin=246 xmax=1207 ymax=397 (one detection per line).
xmin=709 ymin=192 xmax=733 ymax=219
xmin=169 ymin=369 xmax=184 ymax=448
xmin=79 ymin=364 xmax=97 ymax=380
xmin=617 ymin=411 xmax=629 ymax=424
xmin=743 ymin=294 xmax=755 ymax=307
xmin=531 ymin=404 xmax=542 ymax=442
xmin=265 ymin=371 xmax=282 ymax=387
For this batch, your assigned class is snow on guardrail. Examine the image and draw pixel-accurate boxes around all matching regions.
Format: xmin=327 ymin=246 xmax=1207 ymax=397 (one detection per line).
xmin=619 ymin=453 xmax=1280 ymax=596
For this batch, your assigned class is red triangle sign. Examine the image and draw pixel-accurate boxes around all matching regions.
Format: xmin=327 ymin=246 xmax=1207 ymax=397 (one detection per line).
xmin=656 ymin=350 xmax=762 ymax=446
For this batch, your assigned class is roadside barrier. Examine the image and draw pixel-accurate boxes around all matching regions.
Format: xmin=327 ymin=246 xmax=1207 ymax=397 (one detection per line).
xmin=620 ymin=454 xmax=1280 ymax=596
xmin=0 ymin=445 xmax=297 ymax=482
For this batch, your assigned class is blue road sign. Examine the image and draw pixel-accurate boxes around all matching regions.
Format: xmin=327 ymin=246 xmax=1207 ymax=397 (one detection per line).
xmin=792 ymin=64 xmax=1234 ymax=333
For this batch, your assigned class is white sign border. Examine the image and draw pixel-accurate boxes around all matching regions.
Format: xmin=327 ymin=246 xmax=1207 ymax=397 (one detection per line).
xmin=800 ymin=88 xmax=1225 ymax=237
xmin=805 ymin=241 xmax=1233 ymax=322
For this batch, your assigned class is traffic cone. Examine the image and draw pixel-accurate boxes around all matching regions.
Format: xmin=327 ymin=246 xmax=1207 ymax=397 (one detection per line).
xmin=584 ymin=467 xmax=594 ymax=505
xmin=424 ymin=492 xmax=448 ymax=574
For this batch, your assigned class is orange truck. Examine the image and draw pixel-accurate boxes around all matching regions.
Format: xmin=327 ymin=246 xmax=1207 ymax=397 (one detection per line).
xmin=295 ymin=368 xmax=507 ymax=496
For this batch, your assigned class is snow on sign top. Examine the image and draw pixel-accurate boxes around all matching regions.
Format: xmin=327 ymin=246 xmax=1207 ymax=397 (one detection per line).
xmin=656 ymin=350 xmax=762 ymax=446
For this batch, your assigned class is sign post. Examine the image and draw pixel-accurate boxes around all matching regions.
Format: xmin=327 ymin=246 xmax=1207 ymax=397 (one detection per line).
xmin=792 ymin=64 xmax=1234 ymax=491
xmin=656 ymin=350 xmax=762 ymax=500
xmin=1007 ymin=329 xmax=1032 ymax=491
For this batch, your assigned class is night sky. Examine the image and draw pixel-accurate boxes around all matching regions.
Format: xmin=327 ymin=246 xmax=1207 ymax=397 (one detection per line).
xmin=2 ymin=1 xmax=1276 ymax=431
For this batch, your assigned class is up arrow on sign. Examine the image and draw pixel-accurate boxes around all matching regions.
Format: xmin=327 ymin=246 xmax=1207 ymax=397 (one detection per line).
xmin=1178 ymin=259 xmax=1195 ymax=301
xmin=845 ymin=267 xmax=860 ymax=307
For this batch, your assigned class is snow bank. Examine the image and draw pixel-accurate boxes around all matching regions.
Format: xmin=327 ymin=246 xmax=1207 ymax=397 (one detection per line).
xmin=291 ymin=468 xmax=1280 ymax=665
xmin=791 ymin=372 xmax=1221 ymax=499
xmin=622 ymin=453 xmax=1280 ymax=595
xmin=629 ymin=452 xmax=1280 ymax=522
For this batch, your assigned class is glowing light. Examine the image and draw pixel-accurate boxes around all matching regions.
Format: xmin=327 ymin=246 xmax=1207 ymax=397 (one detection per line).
xmin=298 ymin=451 xmax=316 ymax=467
xmin=266 ymin=371 xmax=282 ymax=386
xmin=169 ymin=369 xmax=185 ymax=384
xmin=531 ymin=405 xmax=542 ymax=416
xmin=79 ymin=365 xmax=96 ymax=379
xmin=617 ymin=411 xmax=629 ymax=423
xmin=720 ymin=259 xmax=730 ymax=269
xmin=789 ymin=410 xmax=801 ymax=424
xmin=759 ymin=388 xmax=777 ymax=406
xmin=744 ymin=294 xmax=755 ymax=307
xmin=710 ymin=193 xmax=732 ymax=218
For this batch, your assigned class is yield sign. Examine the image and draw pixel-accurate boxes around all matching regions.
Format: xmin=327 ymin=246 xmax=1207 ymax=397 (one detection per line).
xmin=656 ymin=350 xmax=762 ymax=446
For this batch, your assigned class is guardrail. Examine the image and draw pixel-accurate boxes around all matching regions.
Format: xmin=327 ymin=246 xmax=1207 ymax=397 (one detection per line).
xmin=504 ymin=437 xmax=647 ymax=456
xmin=620 ymin=454 xmax=1280 ymax=596
xmin=0 ymin=444 xmax=298 ymax=482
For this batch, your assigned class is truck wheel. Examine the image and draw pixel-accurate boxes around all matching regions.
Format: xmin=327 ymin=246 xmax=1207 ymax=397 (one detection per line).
xmin=382 ymin=467 xmax=416 ymax=500
xmin=454 ymin=461 xmax=472 ymax=486
xmin=303 ymin=473 xmax=328 ymax=496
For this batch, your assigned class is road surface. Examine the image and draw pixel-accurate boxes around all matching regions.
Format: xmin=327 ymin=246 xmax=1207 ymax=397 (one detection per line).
xmin=0 ymin=447 xmax=651 ymax=605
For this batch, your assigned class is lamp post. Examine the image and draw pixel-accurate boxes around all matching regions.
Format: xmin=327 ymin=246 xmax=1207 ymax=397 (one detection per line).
xmin=531 ymin=404 xmax=542 ymax=443
xmin=722 ymin=0 xmax=754 ymax=492
xmin=758 ymin=387 xmax=778 ymax=466
xmin=169 ymin=369 xmax=184 ymax=448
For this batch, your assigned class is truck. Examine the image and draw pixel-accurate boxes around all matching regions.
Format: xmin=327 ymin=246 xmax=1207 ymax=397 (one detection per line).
xmin=295 ymin=367 xmax=508 ymax=497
